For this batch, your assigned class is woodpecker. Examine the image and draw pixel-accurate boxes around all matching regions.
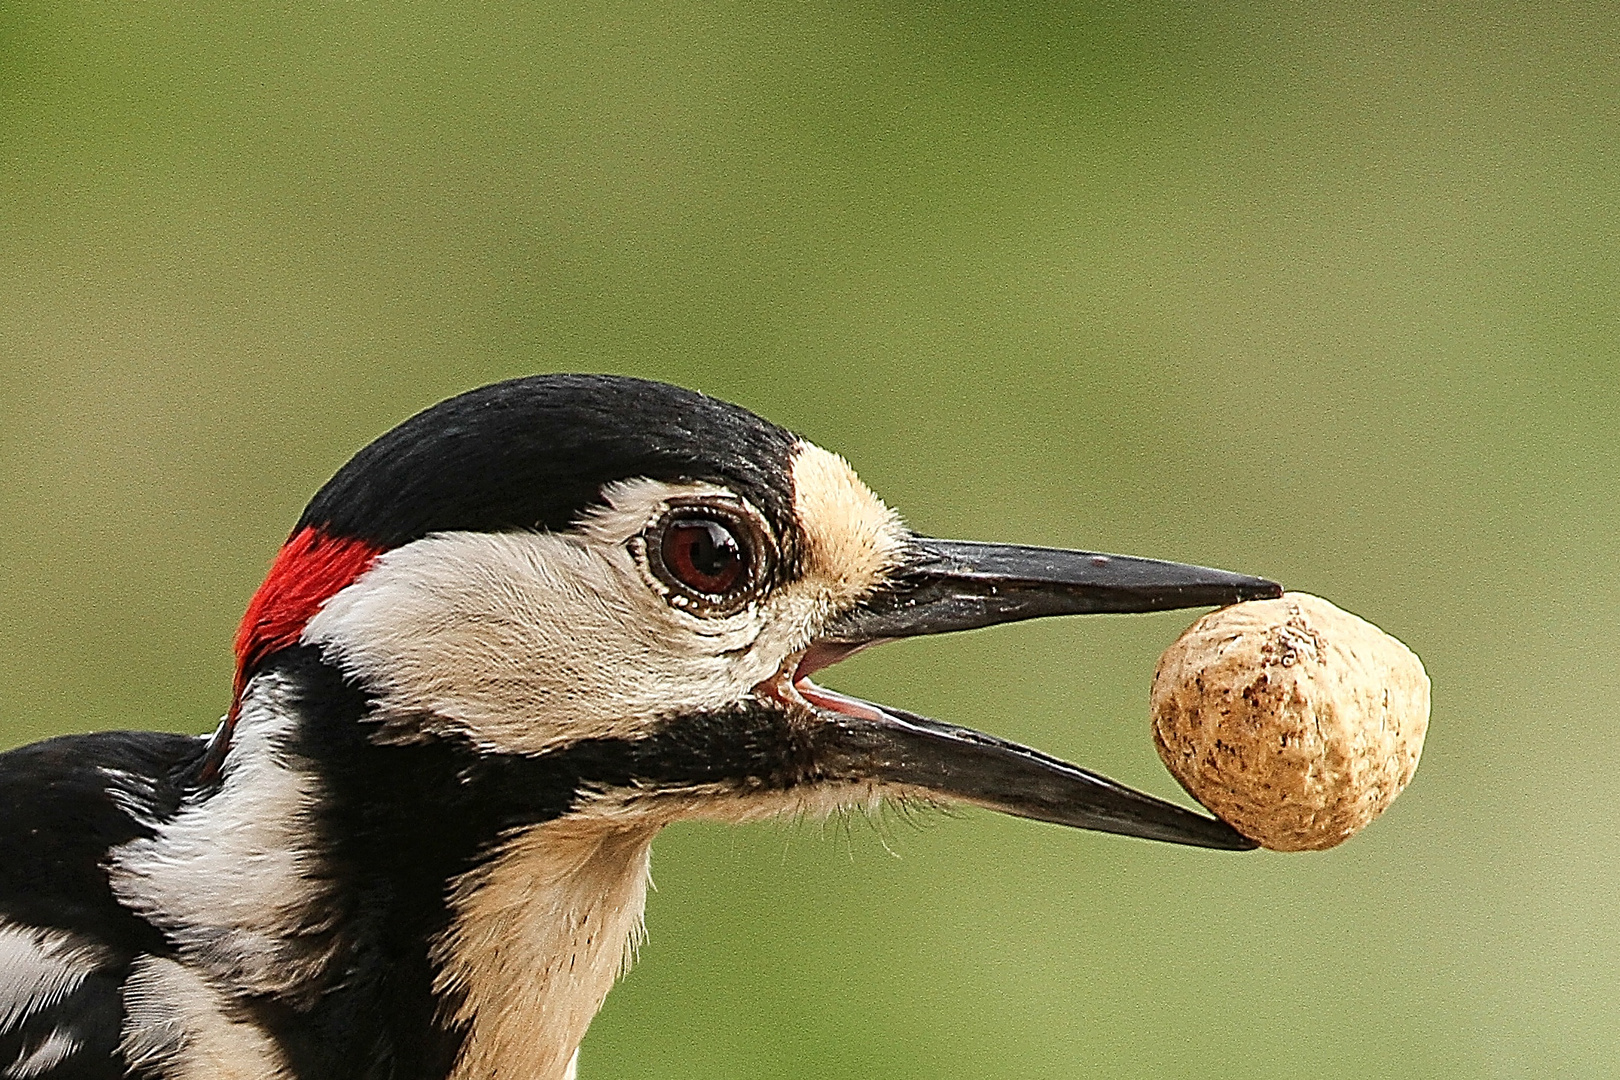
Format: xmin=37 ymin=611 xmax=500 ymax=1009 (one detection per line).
xmin=0 ymin=374 xmax=1280 ymax=1080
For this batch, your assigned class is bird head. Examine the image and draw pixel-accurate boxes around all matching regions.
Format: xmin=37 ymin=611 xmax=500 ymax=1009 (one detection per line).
xmin=225 ymin=374 xmax=1278 ymax=849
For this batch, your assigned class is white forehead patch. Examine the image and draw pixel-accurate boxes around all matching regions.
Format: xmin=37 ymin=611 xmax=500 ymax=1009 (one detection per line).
xmin=788 ymin=441 xmax=907 ymax=606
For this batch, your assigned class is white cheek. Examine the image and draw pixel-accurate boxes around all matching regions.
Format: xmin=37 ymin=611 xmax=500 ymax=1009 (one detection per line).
xmin=302 ymin=530 xmax=780 ymax=754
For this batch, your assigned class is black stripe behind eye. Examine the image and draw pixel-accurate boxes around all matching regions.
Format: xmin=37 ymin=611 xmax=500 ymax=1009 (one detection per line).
xmin=545 ymin=709 xmax=821 ymax=797
xmin=284 ymin=644 xmax=818 ymax=842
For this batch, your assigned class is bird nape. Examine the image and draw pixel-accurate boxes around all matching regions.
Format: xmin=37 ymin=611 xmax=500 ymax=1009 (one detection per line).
xmin=0 ymin=374 xmax=1280 ymax=1080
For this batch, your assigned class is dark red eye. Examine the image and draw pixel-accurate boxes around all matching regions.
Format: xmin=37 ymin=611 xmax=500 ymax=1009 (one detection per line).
xmin=659 ymin=516 xmax=749 ymax=597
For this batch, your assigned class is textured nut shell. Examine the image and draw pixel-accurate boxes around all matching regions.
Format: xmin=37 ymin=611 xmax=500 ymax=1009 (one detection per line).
xmin=1150 ymin=593 xmax=1428 ymax=852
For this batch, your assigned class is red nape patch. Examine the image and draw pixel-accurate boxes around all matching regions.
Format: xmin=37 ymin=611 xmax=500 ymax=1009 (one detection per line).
xmin=233 ymin=526 xmax=386 ymax=702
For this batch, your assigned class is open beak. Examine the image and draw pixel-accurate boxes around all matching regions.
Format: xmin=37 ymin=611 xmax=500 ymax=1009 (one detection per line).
xmin=799 ymin=537 xmax=1282 ymax=851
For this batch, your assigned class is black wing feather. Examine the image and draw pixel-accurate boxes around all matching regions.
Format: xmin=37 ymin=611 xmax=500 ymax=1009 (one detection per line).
xmin=0 ymin=731 xmax=206 ymax=1078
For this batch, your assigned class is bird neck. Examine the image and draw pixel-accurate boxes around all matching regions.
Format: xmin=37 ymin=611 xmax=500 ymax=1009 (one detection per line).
xmin=277 ymin=646 xmax=659 ymax=1080
xmin=432 ymin=818 xmax=656 ymax=1080
xmin=141 ymin=648 xmax=659 ymax=1080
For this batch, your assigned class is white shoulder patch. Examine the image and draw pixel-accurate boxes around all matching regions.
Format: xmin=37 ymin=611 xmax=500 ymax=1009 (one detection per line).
xmin=120 ymin=956 xmax=291 ymax=1080
xmin=0 ymin=922 xmax=106 ymax=1036
xmin=4 ymin=1027 xmax=81 ymax=1079
xmin=108 ymin=673 xmax=337 ymax=1004
xmin=98 ymin=764 xmax=174 ymax=827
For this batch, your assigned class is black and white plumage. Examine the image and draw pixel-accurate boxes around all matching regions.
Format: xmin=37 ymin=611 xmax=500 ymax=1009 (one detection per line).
xmin=0 ymin=375 xmax=1279 ymax=1080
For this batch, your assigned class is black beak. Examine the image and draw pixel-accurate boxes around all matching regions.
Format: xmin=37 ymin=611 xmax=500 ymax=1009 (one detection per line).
xmin=822 ymin=537 xmax=1283 ymax=643
xmin=803 ymin=537 xmax=1283 ymax=851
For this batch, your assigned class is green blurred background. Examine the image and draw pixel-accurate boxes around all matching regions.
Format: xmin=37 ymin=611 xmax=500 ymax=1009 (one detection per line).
xmin=3 ymin=2 xmax=1617 ymax=1077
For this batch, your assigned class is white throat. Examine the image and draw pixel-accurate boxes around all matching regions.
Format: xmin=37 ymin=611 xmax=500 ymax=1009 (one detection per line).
xmin=433 ymin=819 xmax=657 ymax=1080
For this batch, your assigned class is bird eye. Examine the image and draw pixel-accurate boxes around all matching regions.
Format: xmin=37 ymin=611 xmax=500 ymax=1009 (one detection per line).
xmin=662 ymin=518 xmax=746 ymax=595
xmin=647 ymin=508 xmax=766 ymax=612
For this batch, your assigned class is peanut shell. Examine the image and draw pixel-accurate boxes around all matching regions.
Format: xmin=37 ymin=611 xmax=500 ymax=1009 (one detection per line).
xmin=1150 ymin=593 xmax=1428 ymax=852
